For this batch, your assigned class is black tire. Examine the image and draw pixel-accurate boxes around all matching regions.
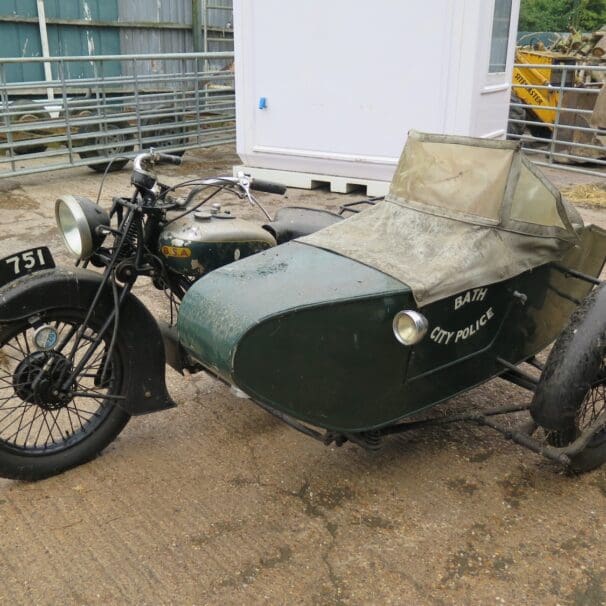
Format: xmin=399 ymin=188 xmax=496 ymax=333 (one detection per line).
xmin=77 ymin=121 xmax=133 ymax=173
xmin=532 ymin=286 xmax=606 ymax=473
xmin=544 ymin=362 xmax=606 ymax=473
xmin=527 ymin=120 xmax=554 ymax=142
xmin=141 ymin=113 xmax=188 ymax=156
xmin=0 ymin=308 xmax=130 ymax=480
xmin=507 ymin=95 xmax=526 ymax=139
xmin=10 ymin=100 xmax=50 ymax=155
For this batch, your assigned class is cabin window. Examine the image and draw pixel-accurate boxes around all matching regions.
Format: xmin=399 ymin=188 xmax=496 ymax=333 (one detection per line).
xmin=489 ymin=0 xmax=513 ymax=73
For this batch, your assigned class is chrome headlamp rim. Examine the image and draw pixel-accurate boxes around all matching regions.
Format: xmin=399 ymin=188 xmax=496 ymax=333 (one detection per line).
xmin=392 ymin=310 xmax=428 ymax=346
xmin=55 ymin=195 xmax=94 ymax=261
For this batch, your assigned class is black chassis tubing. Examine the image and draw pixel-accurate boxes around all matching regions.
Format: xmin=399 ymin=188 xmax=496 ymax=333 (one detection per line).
xmin=531 ymin=283 xmax=606 ymax=431
xmin=0 ymin=266 xmax=175 ymax=415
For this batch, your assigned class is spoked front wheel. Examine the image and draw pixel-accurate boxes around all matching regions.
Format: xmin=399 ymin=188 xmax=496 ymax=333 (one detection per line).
xmin=545 ymin=355 xmax=606 ymax=473
xmin=0 ymin=308 xmax=130 ymax=480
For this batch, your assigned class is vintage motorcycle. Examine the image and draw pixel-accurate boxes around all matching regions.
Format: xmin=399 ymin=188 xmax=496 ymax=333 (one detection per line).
xmin=0 ymin=150 xmax=341 ymax=480
xmin=0 ymin=132 xmax=605 ymax=481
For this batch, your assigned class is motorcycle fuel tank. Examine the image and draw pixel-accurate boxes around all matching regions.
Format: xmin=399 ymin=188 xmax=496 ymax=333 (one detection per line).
xmin=159 ymin=208 xmax=277 ymax=277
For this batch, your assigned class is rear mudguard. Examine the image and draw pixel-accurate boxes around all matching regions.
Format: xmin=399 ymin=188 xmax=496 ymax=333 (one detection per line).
xmin=531 ymin=283 xmax=606 ymax=430
xmin=0 ymin=267 xmax=175 ymax=415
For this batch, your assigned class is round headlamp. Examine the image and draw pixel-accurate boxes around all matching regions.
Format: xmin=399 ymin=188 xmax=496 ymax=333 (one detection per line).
xmin=55 ymin=195 xmax=109 ymax=261
xmin=393 ymin=310 xmax=428 ymax=346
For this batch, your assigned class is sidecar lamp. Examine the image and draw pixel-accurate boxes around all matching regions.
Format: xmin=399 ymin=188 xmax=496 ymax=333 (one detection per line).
xmin=55 ymin=195 xmax=110 ymax=261
xmin=393 ymin=310 xmax=428 ymax=346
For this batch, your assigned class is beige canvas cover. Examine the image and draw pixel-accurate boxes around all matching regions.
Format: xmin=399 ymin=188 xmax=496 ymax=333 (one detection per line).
xmin=300 ymin=131 xmax=582 ymax=306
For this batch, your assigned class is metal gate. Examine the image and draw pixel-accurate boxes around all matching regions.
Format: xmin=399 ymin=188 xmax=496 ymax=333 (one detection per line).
xmin=508 ymin=61 xmax=606 ymax=179
xmin=0 ymin=51 xmax=235 ymax=177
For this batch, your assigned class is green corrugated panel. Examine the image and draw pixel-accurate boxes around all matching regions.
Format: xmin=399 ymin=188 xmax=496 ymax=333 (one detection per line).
xmin=0 ymin=0 xmax=42 ymax=82
xmin=47 ymin=26 xmax=121 ymax=79
xmin=0 ymin=0 xmax=37 ymax=17
xmin=44 ymin=0 xmax=117 ymax=21
xmin=0 ymin=0 xmax=121 ymax=82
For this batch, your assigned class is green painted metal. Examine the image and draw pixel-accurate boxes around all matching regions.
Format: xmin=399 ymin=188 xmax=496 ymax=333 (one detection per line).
xmin=178 ymin=242 xmax=410 ymax=381
xmin=178 ymin=226 xmax=606 ymax=434
xmin=0 ymin=0 xmax=120 ymax=81
xmin=0 ymin=0 xmax=42 ymax=82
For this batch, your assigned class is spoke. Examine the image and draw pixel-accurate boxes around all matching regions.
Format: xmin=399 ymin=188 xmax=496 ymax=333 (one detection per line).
xmin=5 ymin=406 xmax=33 ymax=444
xmin=22 ymin=407 xmax=44 ymax=447
xmin=0 ymin=312 xmax=116 ymax=451
xmin=0 ymin=350 xmax=24 ymax=364
xmin=0 ymin=402 xmax=28 ymax=427
xmin=74 ymin=383 xmax=110 ymax=397
xmin=32 ymin=410 xmax=47 ymax=449
xmin=0 ymin=381 xmax=28 ymax=392
xmin=66 ymin=405 xmax=76 ymax=436
xmin=79 ymin=349 xmax=106 ymax=373
xmin=67 ymin=405 xmax=100 ymax=421
xmin=0 ymin=409 xmax=30 ymax=437
xmin=79 ymin=373 xmax=101 ymax=379
xmin=56 ymin=322 xmax=79 ymax=352
xmin=17 ymin=333 xmax=31 ymax=356
xmin=577 ymin=360 xmax=606 ymax=431
xmin=0 ymin=393 xmax=25 ymax=404
xmin=0 ymin=404 xmax=31 ymax=413
xmin=40 ymin=411 xmax=55 ymax=447
xmin=74 ymin=336 xmax=99 ymax=358
xmin=46 ymin=409 xmax=64 ymax=442
xmin=5 ymin=339 xmax=26 ymax=357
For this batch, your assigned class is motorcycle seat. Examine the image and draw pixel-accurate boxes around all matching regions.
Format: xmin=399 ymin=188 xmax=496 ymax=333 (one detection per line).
xmin=263 ymin=206 xmax=343 ymax=244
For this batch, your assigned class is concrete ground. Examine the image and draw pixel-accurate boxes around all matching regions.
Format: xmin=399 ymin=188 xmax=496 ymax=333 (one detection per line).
xmin=0 ymin=146 xmax=604 ymax=605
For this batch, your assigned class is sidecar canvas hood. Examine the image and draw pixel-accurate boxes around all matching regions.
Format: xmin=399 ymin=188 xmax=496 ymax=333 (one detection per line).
xmin=301 ymin=131 xmax=582 ymax=306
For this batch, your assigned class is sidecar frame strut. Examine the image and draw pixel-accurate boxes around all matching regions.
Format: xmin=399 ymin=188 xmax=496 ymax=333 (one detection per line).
xmin=371 ymin=403 xmax=606 ymax=467
xmin=253 ymin=396 xmax=606 ymax=469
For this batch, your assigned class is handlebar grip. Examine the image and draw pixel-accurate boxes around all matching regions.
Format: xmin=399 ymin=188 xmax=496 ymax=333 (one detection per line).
xmin=250 ymin=178 xmax=287 ymax=195
xmin=157 ymin=153 xmax=183 ymax=166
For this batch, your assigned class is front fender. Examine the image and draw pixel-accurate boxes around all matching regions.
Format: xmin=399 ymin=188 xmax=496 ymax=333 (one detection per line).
xmin=0 ymin=267 xmax=175 ymax=415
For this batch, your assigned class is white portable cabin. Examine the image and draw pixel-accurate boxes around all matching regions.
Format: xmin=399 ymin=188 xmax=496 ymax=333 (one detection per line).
xmin=233 ymin=0 xmax=521 ymax=195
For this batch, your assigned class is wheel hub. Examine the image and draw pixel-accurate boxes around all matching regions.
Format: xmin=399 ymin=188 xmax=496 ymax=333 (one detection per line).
xmin=13 ymin=351 xmax=74 ymax=410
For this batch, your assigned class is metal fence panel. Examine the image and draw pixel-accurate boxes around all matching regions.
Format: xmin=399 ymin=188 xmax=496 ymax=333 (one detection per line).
xmin=0 ymin=51 xmax=235 ymax=178
xmin=508 ymin=61 xmax=606 ymax=179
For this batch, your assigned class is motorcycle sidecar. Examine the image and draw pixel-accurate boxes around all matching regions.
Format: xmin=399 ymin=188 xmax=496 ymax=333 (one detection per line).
xmin=177 ymin=132 xmax=606 ymax=468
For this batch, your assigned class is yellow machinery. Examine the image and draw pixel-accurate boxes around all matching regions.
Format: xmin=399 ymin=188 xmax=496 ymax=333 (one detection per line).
xmin=511 ymin=47 xmax=606 ymax=157
xmin=512 ymin=49 xmax=572 ymax=125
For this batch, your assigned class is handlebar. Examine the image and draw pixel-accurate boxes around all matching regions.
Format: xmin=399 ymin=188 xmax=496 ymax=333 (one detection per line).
xmin=133 ymin=150 xmax=182 ymax=175
xmin=156 ymin=152 xmax=183 ymax=166
xmin=130 ymin=158 xmax=284 ymax=220
xmin=194 ymin=174 xmax=287 ymax=196
xmin=249 ymin=178 xmax=287 ymax=195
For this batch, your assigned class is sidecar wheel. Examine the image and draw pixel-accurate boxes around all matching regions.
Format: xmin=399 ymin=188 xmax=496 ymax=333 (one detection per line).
xmin=532 ymin=285 xmax=606 ymax=473
xmin=544 ymin=359 xmax=606 ymax=473
xmin=0 ymin=308 xmax=130 ymax=480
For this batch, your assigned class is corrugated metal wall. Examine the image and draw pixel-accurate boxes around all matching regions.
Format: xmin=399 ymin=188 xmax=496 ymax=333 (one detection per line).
xmin=118 ymin=1 xmax=191 ymax=56
xmin=118 ymin=0 xmax=232 ymax=70
xmin=0 ymin=0 xmax=121 ymax=81
xmin=0 ymin=0 xmax=233 ymax=82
